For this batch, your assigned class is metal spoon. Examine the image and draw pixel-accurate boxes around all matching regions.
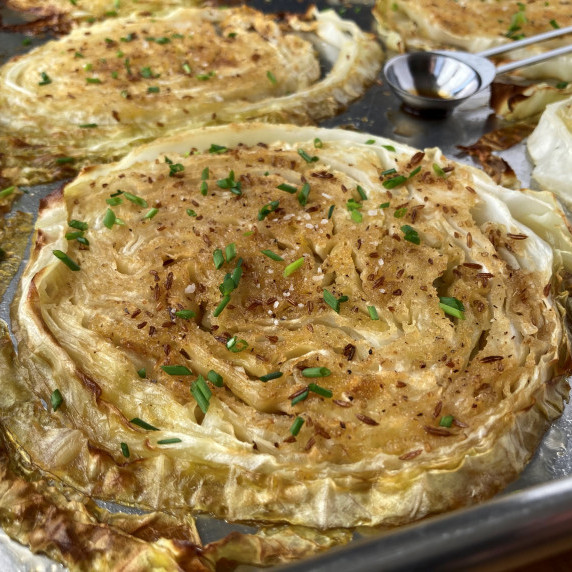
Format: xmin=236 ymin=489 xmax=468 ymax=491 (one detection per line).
xmin=384 ymin=25 xmax=572 ymax=114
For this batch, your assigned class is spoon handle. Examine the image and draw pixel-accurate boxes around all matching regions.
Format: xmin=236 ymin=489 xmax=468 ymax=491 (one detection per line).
xmin=478 ymin=25 xmax=572 ymax=58
xmin=495 ymin=43 xmax=572 ymax=76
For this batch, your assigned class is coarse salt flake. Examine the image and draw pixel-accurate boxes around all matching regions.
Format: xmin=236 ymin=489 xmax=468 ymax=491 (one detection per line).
xmin=184 ymin=283 xmax=196 ymax=294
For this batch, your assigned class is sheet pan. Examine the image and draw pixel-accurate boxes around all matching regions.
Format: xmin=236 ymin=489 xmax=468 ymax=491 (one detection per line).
xmin=0 ymin=0 xmax=571 ymax=569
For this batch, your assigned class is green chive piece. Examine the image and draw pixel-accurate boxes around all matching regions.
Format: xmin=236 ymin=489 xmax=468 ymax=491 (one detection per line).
xmin=258 ymin=200 xmax=280 ymax=221
xmin=379 ymin=202 xmax=390 ymax=209
xmin=298 ymin=182 xmax=310 ymax=207
xmin=439 ymin=296 xmax=466 ymax=320
xmin=161 ymin=365 xmax=193 ymax=376
xmin=401 ymin=224 xmax=420 ymax=245
xmin=120 ymin=442 xmax=130 ymax=457
xmin=103 ymin=208 xmax=117 ymax=229
xmin=196 ymin=71 xmax=215 ymax=80
xmin=79 ymin=123 xmax=98 ymax=128
xmin=284 ymin=257 xmax=304 ymax=277
xmin=409 ymin=166 xmax=421 ymax=178
xmin=298 ymin=148 xmax=319 ymax=163
xmin=433 ymin=163 xmax=446 ymax=178
xmin=175 ymin=310 xmax=195 ymax=319
xmin=186 ymin=209 xmax=197 ymax=217
xmin=381 ymin=168 xmax=397 ymax=176
xmin=51 ymin=389 xmax=63 ymax=411
xmin=0 ymin=186 xmax=16 ymax=198
xmin=382 ymin=144 xmax=396 ymax=152
xmin=302 ymin=367 xmax=331 ymax=378
xmin=200 ymin=180 xmax=208 ymax=195
xmin=207 ymin=370 xmax=224 ymax=387
xmin=225 ymin=243 xmax=236 ymax=262
xmin=216 ymin=170 xmax=242 ymax=195
xmin=357 ymin=185 xmax=367 ymax=200
xmin=213 ymin=295 xmax=231 ymax=317
xmin=290 ymin=416 xmax=304 ymax=435
xmin=266 ymin=70 xmax=277 ymax=84
xmin=56 ymin=157 xmax=75 ymax=164
xmin=130 ymin=417 xmax=159 ymax=431
xmin=213 ymin=249 xmax=225 ymax=269
xmin=383 ymin=175 xmax=407 ymax=189
xmin=76 ymin=236 xmax=89 ymax=246
xmin=106 ymin=196 xmax=123 ymax=206
xmin=147 ymin=86 xmax=160 ymax=93
xmin=226 ymin=336 xmax=248 ymax=353
xmin=439 ymin=415 xmax=454 ymax=428
xmin=140 ymin=66 xmax=159 ymax=79
xmin=182 ymin=61 xmax=192 ymax=74
xmin=314 ymin=138 xmax=323 ymax=148
xmin=121 ymin=34 xmax=135 ymax=43
xmin=191 ymin=383 xmax=209 ymax=413
xmin=195 ymin=375 xmax=212 ymax=400
xmin=123 ymin=192 xmax=148 ymax=207
xmin=365 ymin=139 xmax=375 ymax=144
xmin=351 ymin=209 xmax=363 ymax=223
xmin=231 ymin=259 xmax=243 ymax=286
xmin=556 ymin=81 xmax=569 ymax=89
xmin=220 ymin=274 xmax=236 ymax=296
xmin=327 ymin=205 xmax=335 ymax=219
xmin=52 ymin=250 xmax=80 ymax=271
xmin=323 ymin=289 xmax=344 ymax=313
xmin=65 ymin=231 xmax=84 ymax=240
xmin=261 ymin=249 xmax=284 ymax=261
xmin=209 ymin=144 xmax=228 ymax=154
xmin=23 ymin=38 xmax=32 ymax=46
xmin=277 ymin=183 xmax=298 ymax=194
xmin=394 ymin=207 xmax=407 ymax=218
xmin=137 ymin=368 xmax=146 ymax=378
xmin=157 ymin=438 xmax=182 ymax=445
xmin=143 ymin=208 xmax=159 ymax=220
xmin=308 ymin=383 xmax=333 ymax=398
xmin=201 ymin=166 xmax=209 ymax=180
xmin=69 ymin=219 xmax=88 ymax=231
xmin=38 ymin=71 xmax=52 ymax=86
xmin=86 ymin=77 xmax=102 ymax=84
xmin=291 ymin=389 xmax=309 ymax=406
xmin=260 ymin=371 xmax=283 ymax=382
xmin=165 ymin=156 xmax=184 ymax=177
xmin=368 ymin=305 xmax=380 ymax=320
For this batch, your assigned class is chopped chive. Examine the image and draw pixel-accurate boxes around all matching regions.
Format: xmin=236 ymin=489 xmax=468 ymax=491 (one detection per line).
xmin=394 ymin=207 xmax=407 ymax=218
xmin=401 ymin=224 xmax=420 ymax=244
xmin=381 ymin=168 xmax=397 ymax=176
xmin=161 ymin=365 xmax=193 ymax=375
xmin=258 ymin=200 xmax=280 ymax=220
xmin=123 ymin=192 xmax=148 ymax=207
xmin=200 ymin=180 xmax=208 ymax=195
xmin=207 ymin=370 xmax=224 ymax=387
xmin=308 ymin=383 xmax=333 ymax=398
xmin=439 ymin=296 xmax=465 ymax=320
xmin=291 ymin=389 xmax=309 ymax=406
xmin=383 ymin=175 xmax=407 ymax=189
xmin=290 ymin=416 xmax=304 ymax=435
xmin=382 ymin=144 xmax=396 ymax=152
xmin=351 ymin=209 xmax=363 ymax=223
xmin=147 ymin=86 xmax=160 ymax=93
xmin=379 ymin=202 xmax=390 ymax=209
xmin=356 ymin=185 xmax=367 ymax=200
xmin=409 ymin=166 xmax=421 ymax=178
xmin=225 ymin=242 xmax=236 ymax=262
xmin=261 ymin=249 xmax=284 ymax=261
xmin=86 ymin=77 xmax=102 ymax=84
xmin=266 ymin=70 xmax=277 ymax=84
xmin=260 ymin=371 xmax=283 ymax=382
xmin=216 ymin=170 xmax=241 ymax=195
xmin=52 ymin=250 xmax=80 ymax=271
xmin=231 ymin=259 xmax=243 ymax=286
xmin=65 ymin=231 xmax=84 ymax=240
xmin=165 ymin=156 xmax=184 ymax=177
xmin=439 ymin=415 xmax=454 ymax=428
xmin=323 ymin=289 xmax=348 ymax=313
xmin=346 ymin=198 xmax=362 ymax=212
xmin=191 ymin=383 xmax=209 ymax=413
xmin=76 ymin=236 xmax=89 ymax=246
xmin=365 ymin=139 xmax=375 ymax=144
xmin=298 ymin=182 xmax=310 ymax=207
xmin=213 ymin=248 xmax=225 ymax=269
xmin=130 ymin=417 xmax=159 ymax=431
xmin=137 ymin=368 xmax=146 ymax=378
xmin=220 ymin=274 xmax=236 ymax=296
xmin=433 ymin=163 xmax=446 ymax=177
xmin=51 ymin=389 xmax=63 ymax=411
xmin=213 ymin=295 xmax=231 ymax=317
xmin=368 ymin=305 xmax=379 ymax=320
xmin=186 ymin=209 xmax=197 ymax=217
xmin=38 ymin=71 xmax=52 ymax=86
xmin=175 ymin=310 xmax=195 ymax=319
xmin=140 ymin=66 xmax=159 ymax=79
xmin=56 ymin=157 xmax=75 ymax=164
xmin=195 ymin=375 xmax=212 ymax=401
xmin=298 ymin=148 xmax=319 ymax=163
xmin=327 ymin=204 xmax=335 ymax=219
xmin=182 ymin=61 xmax=192 ymax=74
xmin=201 ymin=166 xmax=209 ymax=180
xmin=143 ymin=207 xmax=158 ymax=219
xmin=209 ymin=144 xmax=228 ymax=154
xmin=277 ymin=183 xmax=297 ymax=194
xmin=556 ymin=81 xmax=569 ymax=89
xmin=283 ymin=256 xmax=304 ymax=277
xmin=106 ymin=196 xmax=123 ymax=206
xmin=0 ymin=186 xmax=15 ymax=198
xmin=22 ymin=38 xmax=32 ymax=46
xmin=120 ymin=442 xmax=130 ymax=457
xmin=120 ymin=89 xmax=129 ymax=98
xmin=314 ymin=138 xmax=323 ymax=148
xmin=79 ymin=123 xmax=98 ymax=128
xmin=69 ymin=219 xmax=88 ymax=231
xmin=226 ymin=336 xmax=248 ymax=352
xmin=103 ymin=208 xmax=117 ymax=229
xmin=157 ymin=438 xmax=182 ymax=444
xmin=196 ymin=71 xmax=215 ymax=80
xmin=302 ymin=367 xmax=331 ymax=378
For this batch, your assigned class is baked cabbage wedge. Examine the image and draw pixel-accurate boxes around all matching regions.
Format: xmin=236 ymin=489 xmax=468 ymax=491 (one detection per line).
xmin=373 ymin=0 xmax=572 ymax=119
xmin=0 ymin=6 xmax=382 ymax=186
xmin=3 ymin=123 xmax=571 ymax=570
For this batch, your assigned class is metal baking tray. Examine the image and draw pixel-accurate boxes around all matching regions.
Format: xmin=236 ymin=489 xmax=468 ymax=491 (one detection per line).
xmin=1 ymin=1 xmax=571 ymax=569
